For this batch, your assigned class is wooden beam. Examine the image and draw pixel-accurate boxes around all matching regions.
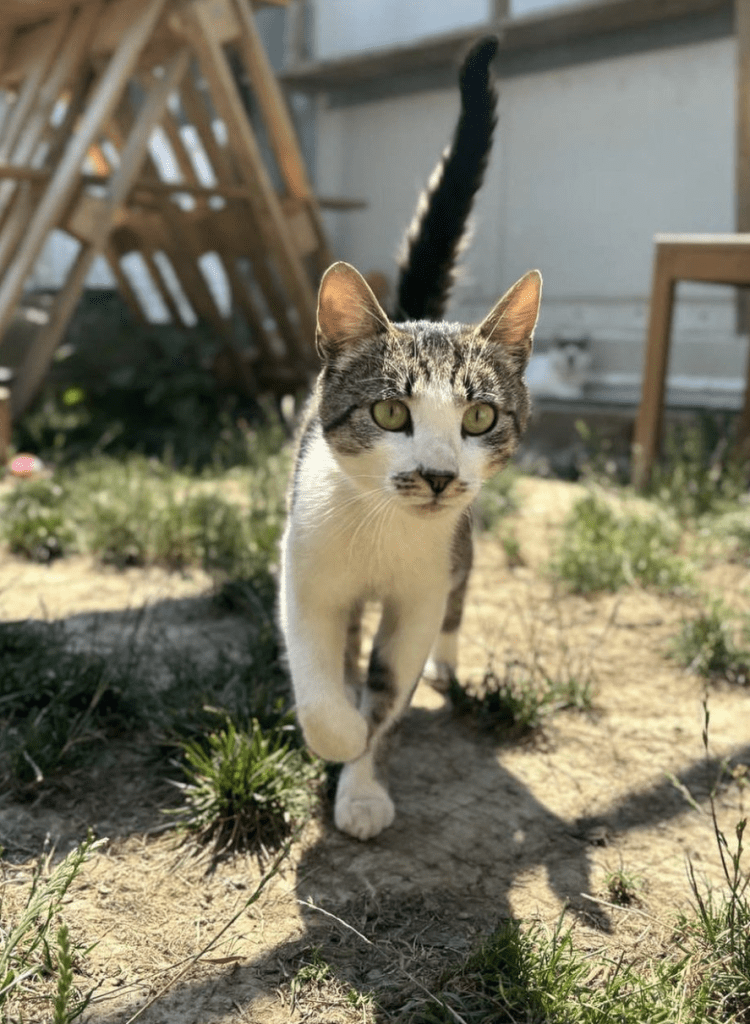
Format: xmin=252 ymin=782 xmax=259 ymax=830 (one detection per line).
xmin=0 ymin=14 xmax=69 ymax=153
xmin=0 ymin=0 xmax=171 ymax=361
xmin=0 ymin=2 xmax=103 ymax=225
xmin=179 ymin=0 xmax=317 ymax=355
xmin=231 ymin=0 xmax=331 ymax=273
xmin=10 ymin=44 xmax=190 ymax=419
xmin=0 ymin=385 xmax=9 ymax=465
xmin=736 ymin=0 xmax=750 ymax=427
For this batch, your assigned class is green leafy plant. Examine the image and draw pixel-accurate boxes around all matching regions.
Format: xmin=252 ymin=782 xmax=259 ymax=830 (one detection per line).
xmin=450 ymin=664 xmax=592 ymax=737
xmin=1 ymin=479 xmax=75 ymax=562
xmin=552 ymin=493 xmax=691 ymax=594
xmin=474 ymin=468 xmax=519 ymax=531
xmin=0 ymin=835 xmax=103 ymax=1023
xmin=604 ymin=864 xmax=644 ymax=906
xmin=677 ymin=702 xmax=750 ymax=1023
xmin=670 ymin=603 xmax=750 ymax=685
xmin=170 ymin=716 xmax=322 ymax=861
xmin=0 ymin=621 xmax=148 ymax=791
xmin=648 ymin=418 xmax=749 ymax=521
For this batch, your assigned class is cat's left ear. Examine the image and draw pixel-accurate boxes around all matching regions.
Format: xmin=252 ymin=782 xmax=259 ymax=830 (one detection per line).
xmin=316 ymin=261 xmax=390 ymax=361
xmin=476 ymin=270 xmax=542 ymax=368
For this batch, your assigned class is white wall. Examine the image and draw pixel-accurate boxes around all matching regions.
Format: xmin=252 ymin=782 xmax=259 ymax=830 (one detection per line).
xmin=313 ymin=0 xmax=490 ymax=59
xmin=317 ymin=35 xmax=744 ymax=404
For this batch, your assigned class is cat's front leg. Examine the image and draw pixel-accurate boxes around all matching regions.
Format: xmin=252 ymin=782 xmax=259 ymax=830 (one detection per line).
xmin=334 ymin=596 xmax=446 ymax=839
xmin=282 ymin=588 xmax=368 ymax=763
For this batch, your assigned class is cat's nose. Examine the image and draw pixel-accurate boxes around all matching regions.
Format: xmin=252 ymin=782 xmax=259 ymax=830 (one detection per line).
xmin=419 ymin=468 xmax=456 ymax=495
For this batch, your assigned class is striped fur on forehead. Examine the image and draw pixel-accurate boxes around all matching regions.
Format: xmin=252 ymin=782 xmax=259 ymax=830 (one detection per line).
xmin=319 ymin=317 xmax=530 ymax=439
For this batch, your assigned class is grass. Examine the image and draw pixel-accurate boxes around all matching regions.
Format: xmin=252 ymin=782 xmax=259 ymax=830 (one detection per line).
xmin=551 ymin=492 xmax=691 ymax=594
xmin=474 ymin=467 xmax=519 ymax=532
xmin=450 ymin=665 xmax=592 ymax=737
xmin=603 ymin=864 xmax=644 ymax=906
xmin=0 ymin=834 xmax=104 ymax=1024
xmin=647 ymin=418 xmax=750 ymax=522
xmin=670 ymin=602 xmax=750 ymax=685
xmin=169 ymin=715 xmax=322 ymax=863
xmin=0 ymin=620 xmax=149 ymax=792
xmin=414 ymin=701 xmax=750 ymax=1024
xmin=0 ymin=447 xmax=288 ymax=579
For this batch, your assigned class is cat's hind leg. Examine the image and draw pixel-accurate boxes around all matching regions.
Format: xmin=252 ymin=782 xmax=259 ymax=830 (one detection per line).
xmin=423 ymin=512 xmax=472 ymax=691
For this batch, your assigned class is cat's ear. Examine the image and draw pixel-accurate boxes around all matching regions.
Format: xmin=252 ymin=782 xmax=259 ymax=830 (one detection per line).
xmin=316 ymin=261 xmax=390 ymax=361
xmin=477 ymin=270 xmax=542 ymax=368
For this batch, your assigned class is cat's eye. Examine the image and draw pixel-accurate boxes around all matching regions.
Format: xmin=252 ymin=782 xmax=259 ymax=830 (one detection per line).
xmin=462 ymin=403 xmax=496 ymax=436
xmin=372 ymin=399 xmax=410 ymax=431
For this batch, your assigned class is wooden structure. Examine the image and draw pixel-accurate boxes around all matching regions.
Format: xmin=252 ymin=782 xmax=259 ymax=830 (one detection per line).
xmin=632 ymin=0 xmax=750 ymax=488
xmin=0 ymin=0 xmax=332 ymax=451
xmin=631 ymin=234 xmax=750 ymax=487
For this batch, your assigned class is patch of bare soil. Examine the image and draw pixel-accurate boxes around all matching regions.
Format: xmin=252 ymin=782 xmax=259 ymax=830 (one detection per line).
xmin=1 ymin=477 xmax=749 ymax=1023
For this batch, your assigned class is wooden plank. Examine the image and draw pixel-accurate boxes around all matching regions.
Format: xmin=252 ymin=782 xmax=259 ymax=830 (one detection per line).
xmin=231 ymin=0 xmax=331 ymax=274
xmin=0 ymin=15 xmax=68 ymax=152
xmin=632 ymin=241 xmax=677 ymax=490
xmin=0 ymin=2 xmax=103 ymax=224
xmin=179 ymin=0 xmax=317 ymax=356
xmin=0 ymin=385 xmax=10 ymax=465
xmin=10 ymin=44 xmax=190 ymax=419
xmin=65 ymin=191 xmax=127 ymax=243
xmin=736 ymin=0 xmax=750 ymax=435
xmin=177 ymin=69 xmax=241 ymax=186
xmin=104 ymin=242 xmax=150 ymax=321
xmin=0 ymin=0 xmax=171 ymax=363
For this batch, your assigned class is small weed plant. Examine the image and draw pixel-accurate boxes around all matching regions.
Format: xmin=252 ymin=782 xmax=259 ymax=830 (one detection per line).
xmin=670 ymin=602 xmax=750 ymax=685
xmin=450 ymin=665 xmax=592 ymax=737
xmin=0 ymin=448 xmax=287 ymax=579
xmin=604 ymin=864 xmax=644 ymax=906
xmin=474 ymin=467 xmax=518 ymax=531
xmin=552 ymin=492 xmax=691 ymax=594
xmin=0 ymin=621 xmax=148 ymax=792
xmin=0 ymin=835 xmax=103 ymax=1023
xmin=170 ymin=716 xmax=322 ymax=862
xmin=648 ymin=418 xmax=749 ymax=521
xmin=1 ymin=479 xmax=75 ymax=561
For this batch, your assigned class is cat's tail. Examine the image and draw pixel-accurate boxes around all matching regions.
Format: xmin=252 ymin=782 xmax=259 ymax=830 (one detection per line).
xmin=393 ymin=35 xmax=499 ymax=323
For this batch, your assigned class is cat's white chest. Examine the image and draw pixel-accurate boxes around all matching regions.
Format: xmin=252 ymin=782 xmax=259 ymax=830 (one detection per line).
xmin=284 ymin=434 xmax=455 ymax=603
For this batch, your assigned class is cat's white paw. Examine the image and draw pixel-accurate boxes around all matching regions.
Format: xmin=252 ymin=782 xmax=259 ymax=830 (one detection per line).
xmin=335 ymin=780 xmax=395 ymax=840
xmin=297 ymin=700 xmax=368 ymax=763
xmin=422 ymin=657 xmax=455 ymax=692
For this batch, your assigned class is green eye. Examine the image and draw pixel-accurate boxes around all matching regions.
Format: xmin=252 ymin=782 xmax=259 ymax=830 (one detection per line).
xmin=372 ymin=399 xmax=410 ymax=431
xmin=462 ymin=403 xmax=496 ymax=436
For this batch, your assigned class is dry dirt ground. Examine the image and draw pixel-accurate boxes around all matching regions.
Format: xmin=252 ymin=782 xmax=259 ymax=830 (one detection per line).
xmin=1 ymin=476 xmax=749 ymax=1023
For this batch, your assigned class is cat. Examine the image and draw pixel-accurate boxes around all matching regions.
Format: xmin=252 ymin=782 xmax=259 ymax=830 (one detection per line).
xmin=279 ymin=36 xmax=542 ymax=841
xmin=525 ymin=337 xmax=592 ymax=400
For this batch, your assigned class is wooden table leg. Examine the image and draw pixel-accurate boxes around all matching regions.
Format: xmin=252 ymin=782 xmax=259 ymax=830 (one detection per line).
xmin=0 ymin=386 xmax=10 ymax=466
xmin=632 ymin=242 xmax=676 ymax=489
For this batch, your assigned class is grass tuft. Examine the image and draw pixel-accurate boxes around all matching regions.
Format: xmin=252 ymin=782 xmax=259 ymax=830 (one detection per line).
xmin=0 ymin=834 xmax=103 ymax=1023
xmin=647 ymin=419 xmax=749 ymax=521
xmin=170 ymin=716 xmax=322 ymax=862
xmin=1 ymin=479 xmax=75 ymax=562
xmin=474 ymin=468 xmax=519 ymax=532
xmin=670 ymin=603 xmax=750 ymax=685
xmin=0 ymin=620 xmax=149 ymax=792
xmin=450 ymin=666 xmax=592 ymax=737
xmin=552 ymin=493 xmax=691 ymax=594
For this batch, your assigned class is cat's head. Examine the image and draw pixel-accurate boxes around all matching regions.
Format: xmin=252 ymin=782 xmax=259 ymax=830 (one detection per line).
xmin=315 ymin=262 xmax=541 ymax=517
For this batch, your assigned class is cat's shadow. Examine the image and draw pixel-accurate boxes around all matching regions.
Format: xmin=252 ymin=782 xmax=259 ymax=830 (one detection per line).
xmin=284 ymin=689 xmax=608 ymax=1011
xmin=299 ymin=690 xmax=603 ymax=924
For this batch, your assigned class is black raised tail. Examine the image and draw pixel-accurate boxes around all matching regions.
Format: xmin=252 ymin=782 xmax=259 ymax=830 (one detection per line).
xmin=393 ymin=35 xmax=499 ymax=323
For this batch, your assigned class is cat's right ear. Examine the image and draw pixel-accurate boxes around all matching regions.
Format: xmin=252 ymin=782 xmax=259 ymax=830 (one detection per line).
xmin=316 ymin=262 xmax=390 ymax=361
xmin=477 ymin=269 xmax=542 ymax=369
